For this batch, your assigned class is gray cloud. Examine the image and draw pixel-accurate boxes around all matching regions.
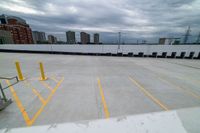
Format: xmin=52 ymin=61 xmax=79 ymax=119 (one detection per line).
xmin=0 ymin=0 xmax=200 ymax=43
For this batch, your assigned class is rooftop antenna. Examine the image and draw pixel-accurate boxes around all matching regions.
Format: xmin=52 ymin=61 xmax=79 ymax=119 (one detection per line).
xmin=183 ymin=26 xmax=191 ymax=44
xmin=196 ymin=32 xmax=200 ymax=44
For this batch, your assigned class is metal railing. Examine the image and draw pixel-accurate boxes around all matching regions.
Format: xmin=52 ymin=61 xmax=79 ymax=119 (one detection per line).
xmin=0 ymin=76 xmax=19 ymax=90
xmin=0 ymin=76 xmax=18 ymax=111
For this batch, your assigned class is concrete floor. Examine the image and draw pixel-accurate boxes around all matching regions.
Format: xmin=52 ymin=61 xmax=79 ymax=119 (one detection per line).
xmin=0 ymin=52 xmax=200 ymax=129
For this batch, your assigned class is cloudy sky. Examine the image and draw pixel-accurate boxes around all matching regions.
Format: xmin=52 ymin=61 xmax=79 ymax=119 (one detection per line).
xmin=0 ymin=0 xmax=200 ymax=43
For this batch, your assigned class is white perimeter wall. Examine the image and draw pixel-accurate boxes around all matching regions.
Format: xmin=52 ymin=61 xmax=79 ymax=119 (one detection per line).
xmin=0 ymin=44 xmax=200 ymax=57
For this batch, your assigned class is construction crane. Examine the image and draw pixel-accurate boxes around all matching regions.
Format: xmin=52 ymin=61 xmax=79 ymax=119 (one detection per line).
xmin=183 ymin=26 xmax=191 ymax=44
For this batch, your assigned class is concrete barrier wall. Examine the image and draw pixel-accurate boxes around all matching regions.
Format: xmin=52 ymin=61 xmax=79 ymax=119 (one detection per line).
xmin=0 ymin=44 xmax=200 ymax=58
xmin=147 ymin=45 xmax=198 ymax=57
xmin=52 ymin=45 xmax=103 ymax=53
xmin=1 ymin=107 xmax=200 ymax=133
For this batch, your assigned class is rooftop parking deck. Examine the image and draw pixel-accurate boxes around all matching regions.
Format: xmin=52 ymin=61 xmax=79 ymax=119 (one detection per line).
xmin=0 ymin=52 xmax=200 ymax=129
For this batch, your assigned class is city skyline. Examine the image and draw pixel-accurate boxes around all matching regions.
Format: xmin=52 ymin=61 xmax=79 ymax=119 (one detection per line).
xmin=0 ymin=14 xmax=198 ymax=44
xmin=32 ymin=30 xmax=100 ymax=44
xmin=0 ymin=0 xmax=200 ymax=43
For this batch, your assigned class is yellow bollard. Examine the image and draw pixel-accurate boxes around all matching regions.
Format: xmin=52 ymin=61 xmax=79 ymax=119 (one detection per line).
xmin=39 ymin=62 xmax=47 ymax=81
xmin=15 ymin=61 xmax=24 ymax=81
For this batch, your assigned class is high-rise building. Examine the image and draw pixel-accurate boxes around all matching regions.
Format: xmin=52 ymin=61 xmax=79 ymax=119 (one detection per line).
xmin=159 ymin=38 xmax=166 ymax=44
xmin=32 ymin=31 xmax=46 ymax=44
xmin=81 ymin=32 xmax=90 ymax=44
xmin=159 ymin=38 xmax=180 ymax=45
xmin=87 ymin=34 xmax=90 ymax=44
xmin=0 ymin=14 xmax=33 ymax=44
xmin=0 ymin=30 xmax=14 ymax=44
xmin=80 ymin=32 xmax=87 ymax=44
xmin=66 ymin=31 xmax=76 ymax=44
xmin=94 ymin=33 xmax=99 ymax=44
xmin=48 ymin=35 xmax=57 ymax=44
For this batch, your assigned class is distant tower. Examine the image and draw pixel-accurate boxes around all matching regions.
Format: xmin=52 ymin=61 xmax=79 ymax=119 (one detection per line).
xmin=196 ymin=32 xmax=200 ymax=44
xmin=80 ymin=32 xmax=90 ymax=44
xmin=66 ymin=31 xmax=76 ymax=44
xmin=183 ymin=26 xmax=191 ymax=44
xmin=94 ymin=33 xmax=99 ymax=44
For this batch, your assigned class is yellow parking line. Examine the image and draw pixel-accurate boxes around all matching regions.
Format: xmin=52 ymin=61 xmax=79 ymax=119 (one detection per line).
xmin=97 ymin=78 xmax=110 ymax=118
xmin=129 ymin=76 xmax=169 ymax=111
xmin=176 ymin=76 xmax=200 ymax=86
xmin=6 ymin=77 xmax=64 ymax=126
xmin=51 ymin=77 xmax=59 ymax=83
xmin=24 ymin=80 xmax=46 ymax=104
xmin=32 ymin=88 xmax=46 ymax=104
xmin=158 ymin=77 xmax=200 ymax=100
xmin=40 ymin=81 xmax=53 ymax=91
xmin=29 ymin=77 xmax=64 ymax=126
xmin=6 ymin=80 xmax=31 ymax=126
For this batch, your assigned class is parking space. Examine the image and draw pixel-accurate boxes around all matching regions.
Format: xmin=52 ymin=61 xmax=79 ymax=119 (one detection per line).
xmin=0 ymin=52 xmax=200 ymax=129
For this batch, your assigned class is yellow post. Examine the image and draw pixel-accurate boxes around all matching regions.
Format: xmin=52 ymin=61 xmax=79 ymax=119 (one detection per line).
xmin=15 ymin=61 xmax=24 ymax=81
xmin=39 ymin=62 xmax=47 ymax=80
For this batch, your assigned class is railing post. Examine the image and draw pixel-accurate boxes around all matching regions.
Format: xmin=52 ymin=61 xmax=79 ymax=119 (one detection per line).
xmin=0 ymin=84 xmax=7 ymax=102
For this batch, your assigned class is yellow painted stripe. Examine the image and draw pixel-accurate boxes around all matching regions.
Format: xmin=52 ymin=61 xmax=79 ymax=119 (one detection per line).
xmin=29 ymin=77 xmax=64 ymax=126
xmin=97 ymin=78 xmax=110 ymax=118
xmin=158 ymin=77 xmax=200 ymax=100
xmin=40 ymin=81 xmax=53 ymax=91
xmin=175 ymin=76 xmax=200 ymax=87
xmin=51 ymin=77 xmax=59 ymax=83
xmin=24 ymin=80 xmax=46 ymax=104
xmin=32 ymin=88 xmax=45 ymax=104
xmin=6 ymin=80 xmax=31 ymax=126
xmin=129 ymin=76 xmax=169 ymax=111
